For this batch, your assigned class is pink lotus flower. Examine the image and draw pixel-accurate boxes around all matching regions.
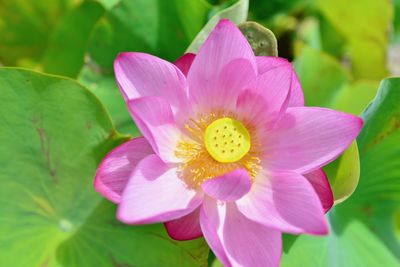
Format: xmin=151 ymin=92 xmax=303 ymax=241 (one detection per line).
xmin=94 ymin=19 xmax=362 ymax=266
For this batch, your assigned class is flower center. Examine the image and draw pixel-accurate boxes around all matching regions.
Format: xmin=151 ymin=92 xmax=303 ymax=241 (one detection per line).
xmin=175 ymin=112 xmax=261 ymax=188
xmin=204 ymin=118 xmax=251 ymax=163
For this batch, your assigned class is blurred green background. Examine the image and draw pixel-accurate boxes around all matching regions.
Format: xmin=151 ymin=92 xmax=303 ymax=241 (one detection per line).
xmin=0 ymin=0 xmax=399 ymax=266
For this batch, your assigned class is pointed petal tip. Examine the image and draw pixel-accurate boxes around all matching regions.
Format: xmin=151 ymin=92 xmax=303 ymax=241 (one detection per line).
xmin=335 ymin=110 xmax=364 ymax=139
xmin=217 ymin=18 xmax=234 ymax=27
xmin=356 ymin=116 xmax=364 ymax=131
xmin=116 ymin=207 xmax=133 ymax=225
xmin=309 ymin=219 xmax=330 ymax=236
xmin=116 ymin=200 xmax=146 ymax=225
xmin=174 ymin=53 xmax=196 ymax=76
xmin=114 ymin=51 xmax=133 ymax=67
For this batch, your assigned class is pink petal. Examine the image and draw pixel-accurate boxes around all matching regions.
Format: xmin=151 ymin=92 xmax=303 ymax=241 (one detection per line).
xmin=189 ymin=58 xmax=256 ymax=113
xmin=263 ymin=107 xmax=363 ymax=173
xmin=187 ymin=19 xmax=257 ymax=112
xmin=236 ymin=90 xmax=271 ymax=130
xmin=256 ymin=56 xmax=289 ymax=73
xmin=304 ymin=169 xmax=334 ymax=213
xmin=164 ymin=208 xmax=202 ymax=241
xmin=174 ymin=53 xmax=195 ymax=76
xmin=237 ymin=171 xmax=329 ymax=235
xmin=256 ymin=56 xmax=304 ymax=107
xmin=201 ymin=169 xmax=251 ymax=202
xmin=114 ymin=52 xmax=189 ymax=113
xmin=200 ymin=198 xmax=282 ymax=267
xmin=200 ymin=201 xmax=231 ymax=267
xmin=117 ymin=154 xmax=203 ymax=224
xmin=94 ymin=137 xmax=153 ymax=203
xmin=288 ymin=72 xmax=305 ymax=107
xmin=243 ymin=64 xmax=293 ymax=117
xmin=127 ymin=97 xmax=182 ymax=163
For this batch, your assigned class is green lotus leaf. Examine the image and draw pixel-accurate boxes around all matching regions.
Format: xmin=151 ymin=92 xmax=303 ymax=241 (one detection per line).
xmin=0 ymin=68 xmax=209 ymax=267
xmin=42 ymin=1 xmax=105 ymax=78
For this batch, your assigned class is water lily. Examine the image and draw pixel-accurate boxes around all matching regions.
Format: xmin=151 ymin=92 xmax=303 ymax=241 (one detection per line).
xmin=94 ymin=19 xmax=362 ymax=266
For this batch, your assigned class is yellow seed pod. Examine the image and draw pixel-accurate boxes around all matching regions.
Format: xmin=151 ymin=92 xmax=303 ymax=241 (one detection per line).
xmin=204 ymin=118 xmax=251 ymax=163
